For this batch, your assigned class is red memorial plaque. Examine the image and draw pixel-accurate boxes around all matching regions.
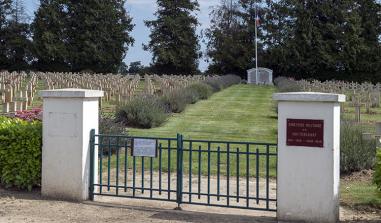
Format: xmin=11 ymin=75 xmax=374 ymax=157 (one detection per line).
xmin=286 ymin=119 xmax=324 ymax=148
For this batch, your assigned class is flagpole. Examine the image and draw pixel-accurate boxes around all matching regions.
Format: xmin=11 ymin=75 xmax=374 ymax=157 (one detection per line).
xmin=255 ymin=2 xmax=258 ymax=83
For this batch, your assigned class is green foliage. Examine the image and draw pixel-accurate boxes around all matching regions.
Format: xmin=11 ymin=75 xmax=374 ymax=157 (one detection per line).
xmin=0 ymin=117 xmax=42 ymax=190
xmin=100 ymin=114 xmax=127 ymax=135
xmin=0 ymin=0 xmax=32 ymax=71
xmin=205 ymin=74 xmax=241 ymax=92
xmin=262 ymin=0 xmax=381 ymax=81
xmin=161 ymin=91 xmax=190 ymax=113
xmin=273 ymin=76 xmax=302 ymax=92
xmin=32 ymin=0 xmax=135 ymax=73
xmin=207 ymin=0 xmax=381 ymax=81
xmin=31 ymin=0 xmax=71 ymax=71
xmin=206 ymin=0 xmax=263 ymax=77
xmin=128 ymin=61 xmax=151 ymax=74
xmin=341 ymin=121 xmax=377 ymax=174
xmin=116 ymin=95 xmax=168 ymax=128
xmin=144 ymin=0 xmax=201 ymax=74
xmin=116 ymin=76 xmax=240 ymax=128
xmin=187 ymin=83 xmax=213 ymax=100
xmin=374 ymin=149 xmax=381 ymax=191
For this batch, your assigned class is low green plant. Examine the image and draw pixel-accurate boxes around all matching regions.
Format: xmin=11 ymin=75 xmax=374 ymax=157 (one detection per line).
xmin=187 ymin=83 xmax=213 ymax=100
xmin=341 ymin=121 xmax=377 ymax=174
xmin=273 ymin=76 xmax=302 ymax=92
xmin=205 ymin=74 xmax=241 ymax=92
xmin=374 ymin=149 xmax=381 ymax=191
xmin=100 ymin=114 xmax=127 ymax=135
xmin=0 ymin=117 xmax=42 ymax=190
xmin=161 ymin=91 xmax=189 ymax=113
xmin=116 ymin=95 xmax=168 ymax=128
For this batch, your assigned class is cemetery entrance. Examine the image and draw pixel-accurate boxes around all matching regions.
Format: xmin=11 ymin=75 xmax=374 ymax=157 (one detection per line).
xmin=89 ymin=130 xmax=277 ymax=212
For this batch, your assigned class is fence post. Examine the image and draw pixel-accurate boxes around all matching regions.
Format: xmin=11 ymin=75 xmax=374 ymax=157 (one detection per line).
xmin=176 ymin=133 xmax=184 ymax=210
xmin=273 ymin=92 xmax=345 ymax=223
xmin=40 ymin=89 xmax=103 ymax=201
xmin=89 ymin=129 xmax=95 ymax=201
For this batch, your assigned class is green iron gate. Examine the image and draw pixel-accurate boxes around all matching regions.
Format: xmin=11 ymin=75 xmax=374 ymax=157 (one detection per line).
xmin=89 ymin=130 xmax=277 ymax=211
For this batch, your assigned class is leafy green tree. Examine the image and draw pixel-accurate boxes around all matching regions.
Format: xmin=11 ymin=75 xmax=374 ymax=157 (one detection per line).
xmin=118 ymin=61 xmax=129 ymax=74
xmin=67 ymin=0 xmax=134 ymax=73
xmin=31 ymin=0 xmax=71 ymax=71
xmin=354 ymin=0 xmax=381 ymax=81
xmin=206 ymin=0 xmax=265 ymax=77
xmin=1 ymin=0 xmax=31 ymax=71
xmin=145 ymin=0 xmax=201 ymax=74
xmin=205 ymin=0 xmax=247 ymax=75
xmin=262 ymin=0 xmax=380 ymax=81
xmin=0 ymin=0 xmax=12 ymax=69
xmin=32 ymin=0 xmax=134 ymax=73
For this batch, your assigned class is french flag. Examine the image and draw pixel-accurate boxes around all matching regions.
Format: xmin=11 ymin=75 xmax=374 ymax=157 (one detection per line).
xmin=256 ymin=15 xmax=260 ymax=26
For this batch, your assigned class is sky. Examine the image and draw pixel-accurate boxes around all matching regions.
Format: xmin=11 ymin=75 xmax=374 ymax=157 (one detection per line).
xmin=24 ymin=0 xmax=220 ymax=72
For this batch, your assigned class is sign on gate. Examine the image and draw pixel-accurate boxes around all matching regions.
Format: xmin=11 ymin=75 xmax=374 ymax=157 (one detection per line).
xmin=286 ymin=119 xmax=324 ymax=147
xmin=132 ymin=139 xmax=157 ymax=157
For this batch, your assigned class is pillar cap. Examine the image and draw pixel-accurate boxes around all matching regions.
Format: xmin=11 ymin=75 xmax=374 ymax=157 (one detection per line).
xmin=273 ymin=92 xmax=346 ymax=103
xmin=40 ymin=88 xmax=104 ymax=98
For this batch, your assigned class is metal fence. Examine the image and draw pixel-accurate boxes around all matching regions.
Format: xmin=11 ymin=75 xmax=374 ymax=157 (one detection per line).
xmin=89 ymin=130 xmax=277 ymax=212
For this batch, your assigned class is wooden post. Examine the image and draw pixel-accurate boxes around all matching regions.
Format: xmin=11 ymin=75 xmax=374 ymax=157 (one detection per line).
xmin=355 ymin=105 xmax=361 ymax=122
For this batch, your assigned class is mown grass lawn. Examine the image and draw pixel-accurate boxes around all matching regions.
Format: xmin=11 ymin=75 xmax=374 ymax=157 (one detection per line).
xmin=101 ymin=85 xmax=278 ymax=178
xmin=129 ymin=84 xmax=278 ymax=143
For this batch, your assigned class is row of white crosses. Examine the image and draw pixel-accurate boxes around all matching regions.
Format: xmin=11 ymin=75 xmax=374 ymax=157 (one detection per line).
xmin=0 ymin=71 xmax=38 ymax=113
xmin=298 ymin=79 xmax=381 ymax=122
xmin=36 ymin=72 xmax=141 ymax=105
xmin=152 ymin=74 xmax=208 ymax=95
xmin=1 ymin=71 xmax=215 ymax=113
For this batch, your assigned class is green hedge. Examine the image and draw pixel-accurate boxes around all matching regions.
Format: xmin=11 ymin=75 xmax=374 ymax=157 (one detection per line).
xmin=0 ymin=117 xmax=42 ymax=190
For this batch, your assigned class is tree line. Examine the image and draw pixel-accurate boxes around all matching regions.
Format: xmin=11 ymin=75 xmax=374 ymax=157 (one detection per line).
xmin=0 ymin=0 xmax=380 ymax=82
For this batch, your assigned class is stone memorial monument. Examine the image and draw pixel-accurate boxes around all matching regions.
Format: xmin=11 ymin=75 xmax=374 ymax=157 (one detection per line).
xmin=247 ymin=67 xmax=273 ymax=85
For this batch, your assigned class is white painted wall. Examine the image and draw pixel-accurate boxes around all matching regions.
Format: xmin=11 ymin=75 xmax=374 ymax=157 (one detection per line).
xmin=273 ymin=92 xmax=345 ymax=223
xmin=41 ymin=89 xmax=103 ymax=201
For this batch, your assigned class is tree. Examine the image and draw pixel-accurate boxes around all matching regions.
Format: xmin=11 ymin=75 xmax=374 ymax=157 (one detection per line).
xmin=32 ymin=0 xmax=135 ymax=73
xmin=32 ymin=0 xmax=71 ymax=71
xmin=118 ymin=61 xmax=129 ymax=74
xmin=145 ymin=0 xmax=201 ymax=74
xmin=354 ymin=0 xmax=381 ymax=81
xmin=205 ymin=0 xmax=247 ymax=75
xmin=205 ymin=0 xmax=265 ymax=77
xmin=0 ymin=0 xmax=12 ymax=69
xmin=1 ymin=0 xmax=31 ymax=71
xmin=262 ymin=0 xmax=380 ymax=81
xmin=67 ymin=0 xmax=134 ymax=73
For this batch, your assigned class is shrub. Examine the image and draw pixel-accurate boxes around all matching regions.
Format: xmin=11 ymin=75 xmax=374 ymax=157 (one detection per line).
xmin=161 ymin=91 xmax=189 ymax=113
xmin=116 ymin=95 xmax=168 ymax=128
xmin=205 ymin=74 xmax=241 ymax=92
xmin=341 ymin=121 xmax=377 ymax=174
xmin=100 ymin=114 xmax=127 ymax=135
xmin=0 ymin=117 xmax=42 ymax=190
xmin=273 ymin=76 xmax=302 ymax=92
xmin=14 ymin=108 xmax=43 ymax=121
xmin=374 ymin=149 xmax=381 ymax=191
xmin=187 ymin=83 xmax=213 ymax=100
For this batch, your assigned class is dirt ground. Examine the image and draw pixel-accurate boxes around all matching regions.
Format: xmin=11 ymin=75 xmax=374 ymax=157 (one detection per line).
xmin=0 ymin=187 xmax=380 ymax=223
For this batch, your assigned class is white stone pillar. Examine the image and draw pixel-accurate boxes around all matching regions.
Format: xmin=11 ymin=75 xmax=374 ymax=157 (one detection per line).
xmin=40 ymin=89 xmax=103 ymax=201
xmin=273 ymin=92 xmax=345 ymax=223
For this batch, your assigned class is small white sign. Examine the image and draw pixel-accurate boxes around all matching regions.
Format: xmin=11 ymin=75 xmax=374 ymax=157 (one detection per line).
xmin=132 ymin=139 xmax=157 ymax=157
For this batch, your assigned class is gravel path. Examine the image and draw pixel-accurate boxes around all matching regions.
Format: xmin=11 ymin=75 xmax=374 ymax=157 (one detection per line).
xmin=1 ymin=187 xmax=380 ymax=223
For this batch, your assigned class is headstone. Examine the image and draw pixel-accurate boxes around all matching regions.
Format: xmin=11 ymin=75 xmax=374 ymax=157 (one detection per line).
xmin=247 ymin=67 xmax=273 ymax=85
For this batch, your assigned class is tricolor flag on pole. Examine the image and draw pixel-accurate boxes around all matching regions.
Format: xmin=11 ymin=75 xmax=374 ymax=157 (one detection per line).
xmin=256 ymin=14 xmax=260 ymax=26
